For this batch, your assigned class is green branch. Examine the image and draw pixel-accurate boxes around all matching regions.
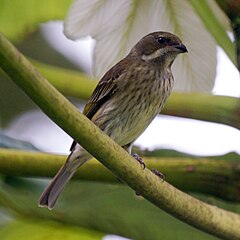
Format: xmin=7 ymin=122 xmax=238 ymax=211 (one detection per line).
xmin=34 ymin=60 xmax=240 ymax=129
xmin=32 ymin=60 xmax=97 ymax=99
xmin=1 ymin=32 xmax=240 ymax=240
xmin=1 ymin=149 xmax=240 ymax=202
xmin=163 ymin=92 xmax=240 ymax=129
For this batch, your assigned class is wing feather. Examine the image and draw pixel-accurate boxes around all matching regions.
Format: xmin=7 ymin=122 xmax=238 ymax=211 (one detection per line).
xmin=70 ymin=57 xmax=129 ymax=151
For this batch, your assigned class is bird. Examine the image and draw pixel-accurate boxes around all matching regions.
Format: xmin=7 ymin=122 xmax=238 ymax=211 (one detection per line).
xmin=39 ymin=31 xmax=187 ymax=209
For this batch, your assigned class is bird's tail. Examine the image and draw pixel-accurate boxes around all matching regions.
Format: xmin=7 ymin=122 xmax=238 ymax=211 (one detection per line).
xmin=38 ymin=149 xmax=90 ymax=210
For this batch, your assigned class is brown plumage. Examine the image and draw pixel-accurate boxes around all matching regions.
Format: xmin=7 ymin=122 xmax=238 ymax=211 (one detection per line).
xmin=39 ymin=31 xmax=187 ymax=209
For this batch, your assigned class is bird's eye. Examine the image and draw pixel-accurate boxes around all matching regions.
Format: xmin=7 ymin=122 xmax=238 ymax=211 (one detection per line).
xmin=158 ymin=37 xmax=166 ymax=44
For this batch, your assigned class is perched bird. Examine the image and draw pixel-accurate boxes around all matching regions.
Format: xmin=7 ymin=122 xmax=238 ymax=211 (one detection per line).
xmin=39 ymin=31 xmax=187 ymax=209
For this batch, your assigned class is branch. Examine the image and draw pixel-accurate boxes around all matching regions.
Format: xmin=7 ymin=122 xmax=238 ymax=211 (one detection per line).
xmin=163 ymin=93 xmax=240 ymax=129
xmin=34 ymin=60 xmax=240 ymax=129
xmin=0 ymin=32 xmax=240 ymax=240
xmin=32 ymin=60 xmax=97 ymax=99
xmin=1 ymin=149 xmax=240 ymax=202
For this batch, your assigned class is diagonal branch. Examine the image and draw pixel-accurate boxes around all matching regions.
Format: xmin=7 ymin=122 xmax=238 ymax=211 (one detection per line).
xmin=0 ymin=32 xmax=240 ymax=240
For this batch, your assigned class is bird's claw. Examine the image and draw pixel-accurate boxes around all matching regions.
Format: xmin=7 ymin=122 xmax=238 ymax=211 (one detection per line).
xmin=132 ymin=153 xmax=145 ymax=169
xmin=151 ymin=169 xmax=165 ymax=181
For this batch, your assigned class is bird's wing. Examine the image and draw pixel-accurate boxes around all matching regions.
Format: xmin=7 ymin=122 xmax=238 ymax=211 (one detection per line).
xmin=83 ymin=76 xmax=117 ymax=119
xmin=70 ymin=58 xmax=129 ymax=151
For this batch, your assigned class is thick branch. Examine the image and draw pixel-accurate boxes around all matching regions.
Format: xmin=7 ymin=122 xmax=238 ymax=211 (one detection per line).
xmin=32 ymin=60 xmax=97 ymax=100
xmin=163 ymin=93 xmax=240 ymax=129
xmin=0 ymin=32 xmax=240 ymax=240
xmin=35 ymin=61 xmax=240 ymax=129
xmin=1 ymin=149 xmax=240 ymax=202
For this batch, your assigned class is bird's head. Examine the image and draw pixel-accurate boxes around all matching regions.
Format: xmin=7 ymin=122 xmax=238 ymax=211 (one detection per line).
xmin=131 ymin=32 xmax=187 ymax=67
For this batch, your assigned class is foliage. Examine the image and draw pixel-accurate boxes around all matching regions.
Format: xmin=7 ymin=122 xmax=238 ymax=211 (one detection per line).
xmin=1 ymin=31 xmax=240 ymax=240
xmin=0 ymin=0 xmax=239 ymax=240
xmin=0 ymin=179 xmax=219 ymax=240
xmin=0 ymin=218 xmax=103 ymax=240
xmin=65 ymin=0 xmax=218 ymax=92
xmin=0 ymin=0 xmax=71 ymax=41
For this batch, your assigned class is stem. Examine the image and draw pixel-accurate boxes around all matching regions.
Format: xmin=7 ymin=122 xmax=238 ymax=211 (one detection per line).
xmin=32 ymin=60 xmax=97 ymax=99
xmin=189 ymin=0 xmax=237 ymax=66
xmin=162 ymin=92 xmax=240 ymax=129
xmin=215 ymin=0 xmax=240 ymax=70
xmin=0 ymin=32 xmax=240 ymax=240
xmin=0 ymin=149 xmax=240 ymax=202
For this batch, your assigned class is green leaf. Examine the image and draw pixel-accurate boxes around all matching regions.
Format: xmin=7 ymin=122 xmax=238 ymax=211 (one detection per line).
xmin=0 ymin=0 xmax=71 ymax=41
xmin=0 ymin=219 xmax=103 ymax=240
xmin=189 ymin=0 xmax=237 ymax=66
xmin=0 ymin=179 xmax=221 ymax=240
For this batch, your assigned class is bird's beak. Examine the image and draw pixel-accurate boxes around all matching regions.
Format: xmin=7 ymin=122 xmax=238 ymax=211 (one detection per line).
xmin=174 ymin=44 xmax=188 ymax=53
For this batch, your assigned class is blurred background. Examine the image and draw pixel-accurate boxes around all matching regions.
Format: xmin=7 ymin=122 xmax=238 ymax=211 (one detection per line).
xmin=0 ymin=0 xmax=240 ymax=240
xmin=3 ymin=21 xmax=240 ymax=156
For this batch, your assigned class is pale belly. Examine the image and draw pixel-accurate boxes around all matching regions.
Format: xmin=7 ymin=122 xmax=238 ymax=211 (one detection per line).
xmin=92 ymin=68 xmax=173 ymax=147
xmin=93 ymin=92 xmax=168 ymax=147
xmin=112 ymin=107 xmax=159 ymax=146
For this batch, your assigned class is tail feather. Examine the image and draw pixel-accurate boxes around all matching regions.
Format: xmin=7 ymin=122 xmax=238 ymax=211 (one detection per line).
xmin=38 ymin=150 xmax=90 ymax=209
xmin=38 ymin=166 xmax=73 ymax=209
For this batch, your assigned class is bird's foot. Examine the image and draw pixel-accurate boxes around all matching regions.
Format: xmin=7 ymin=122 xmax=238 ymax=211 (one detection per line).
xmin=135 ymin=169 xmax=165 ymax=196
xmin=151 ymin=169 xmax=165 ymax=181
xmin=132 ymin=153 xmax=145 ymax=169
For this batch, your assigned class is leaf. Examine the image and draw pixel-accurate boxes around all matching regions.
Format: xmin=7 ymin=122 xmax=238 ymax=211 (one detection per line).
xmin=0 ymin=0 xmax=71 ymax=41
xmin=0 ymin=179 xmax=220 ymax=240
xmin=64 ymin=0 xmax=218 ymax=92
xmin=0 ymin=219 xmax=103 ymax=240
xmin=189 ymin=0 xmax=236 ymax=66
xmin=0 ymin=133 xmax=38 ymax=150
